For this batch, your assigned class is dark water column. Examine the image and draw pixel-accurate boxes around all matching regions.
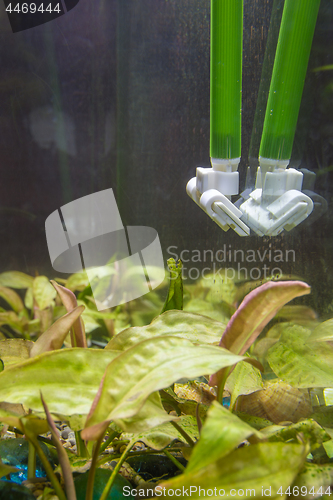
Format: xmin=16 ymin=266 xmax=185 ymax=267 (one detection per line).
xmin=115 ymin=0 xmax=210 ymax=234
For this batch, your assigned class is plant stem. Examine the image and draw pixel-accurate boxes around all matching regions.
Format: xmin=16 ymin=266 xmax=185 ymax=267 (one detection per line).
xmin=163 ymin=450 xmax=185 ymax=472
xmin=30 ymin=437 xmax=67 ymax=500
xmin=170 ymin=421 xmax=195 ymax=447
xmin=99 ymin=430 xmax=120 ymax=454
xmin=27 ymin=440 xmax=36 ymax=480
xmin=99 ymin=441 xmax=134 ymax=500
xmin=210 ymin=0 xmax=243 ymax=160
xmin=97 ymin=446 xmax=187 ymax=466
xmin=85 ymin=435 xmax=104 ymax=500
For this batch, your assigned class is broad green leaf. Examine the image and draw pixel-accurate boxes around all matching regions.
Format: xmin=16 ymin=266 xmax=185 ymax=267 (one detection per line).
xmin=0 ymin=348 xmax=120 ymax=416
xmin=0 ymin=271 xmax=34 ymax=289
xmin=0 ymin=339 xmax=33 ymax=368
xmin=0 ymin=457 xmax=18 ymax=479
xmin=267 ymin=419 xmax=331 ymax=452
xmin=65 ymin=271 xmax=90 ymax=291
xmin=30 ymin=305 xmax=85 ymax=357
xmin=235 ymin=412 xmax=273 ymax=430
xmin=106 ymin=310 xmax=227 ymax=351
xmin=121 ymin=415 xmax=199 ymax=450
xmin=0 ymin=286 xmax=24 ymax=313
xmin=186 ymin=402 xmax=264 ymax=474
xmin=83 ymin=392 xmax=177 ymax=438
xmin=160 ymin=442 xmax=308 ymax=499
xmin=51 ymin=281 xmax=86 ymax=348
xmin=307 ymin=318 xmax=333 ymax=342
xmin=292 ymin=463 xmax=333 ymax=500
xmin=226 ymin=358 xmax=263 ymax=409
xmin=85 ymin=336 xmax=246 ymax=430
xmin=160 ymin=258 xmax=183 ymax=313
xmin=266 ymin=324 xmax=333 ymax=387
xmin=33 ymin=276 xmax=57 ymax=310
xmin=210 ymin=281 xmax=311 ymax=387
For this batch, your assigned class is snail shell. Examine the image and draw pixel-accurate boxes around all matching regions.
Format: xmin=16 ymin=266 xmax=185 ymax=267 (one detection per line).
xmin=235 ymin=382 xmax=312 ymax=424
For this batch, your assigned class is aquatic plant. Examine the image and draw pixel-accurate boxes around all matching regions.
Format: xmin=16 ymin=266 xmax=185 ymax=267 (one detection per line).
xmin=0 ymin=270 xmax=332 ymax=499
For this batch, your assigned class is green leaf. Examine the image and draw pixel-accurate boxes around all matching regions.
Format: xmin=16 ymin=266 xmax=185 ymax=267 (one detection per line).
xmin=121 ymin=415 xmax=199 ymax=450
xmin=106 ymin=310 xmax=227 ymax=351
xmin=30 ymin=305 xmax=85 ymax=357
xmin=0 ymin=348 xmax=120 ymax=416
xmin=267 ymin=419 xmax=331 ymax=452
xmin=160 ymin=442 xmax=308 ymax=499
xmin=0 ymin=402 xmax=26 ymax=430
xmin=41 ymin=394 xmax=77 ymax=500
xmin=0 ymin=286 xmax=25 ymax=313
xmin=186 ymin=402 xmax=264 ymax=474
xmin=210 ymin=281 xmax=311 ymax=387
xmin=33 ymin=276 xmax=57 ymax=310
xmin=112 ymin=392 xmax=178 ymax=434
xmin=85 ymin=336 xmax=246 ymax=432
xmin=0 ymin=339 xmax=33 ymax=368
xmin=307 ymin=318 xmax=333 ymax=342
xmin=160 ymin=258 xmax=183 ymax=313
xmin=0 ymin=271 xmax=34 ymax=289
xmin=292 ymin=463 xmax=333 ymax=500
xmin=226 ymin=359 xmax=264 ymax=409
xmin=266 ymin=324 xmax=333 ymax=387
xmin=0 ymin=457 xmax=19 ymax=479
xmin=65 ymin=271 xmax=90 ymax=292
xmin=323 ymin=439 xmax=333 ymax=458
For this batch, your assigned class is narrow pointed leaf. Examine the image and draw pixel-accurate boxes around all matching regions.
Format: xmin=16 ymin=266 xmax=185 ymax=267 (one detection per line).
xmin=186 ymin=402 xmax=264 ymax=474
xmin=106 ymin=310 xmax=227 ymax=351
xmin=41 ymin=394 xmax=77 ymax=500
xmin=210 ymin=281 xmax=310 ymax=386
xmin=267 ymin=324 xmax=333 ymax=387
xmin=84 ymin=336 xmax=245 ymax=431
xmin=159 ymin=442 xmax=308 ymax=499
xmin=0 ymin=348 xmax=120 ymax=415
xmin=219 ymin=281 xmax=310 ymax=354
xmin=30 ymin=305 xmax=85 ymax=357
xmin=51 ymin=280 xmax=87 ymax=348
